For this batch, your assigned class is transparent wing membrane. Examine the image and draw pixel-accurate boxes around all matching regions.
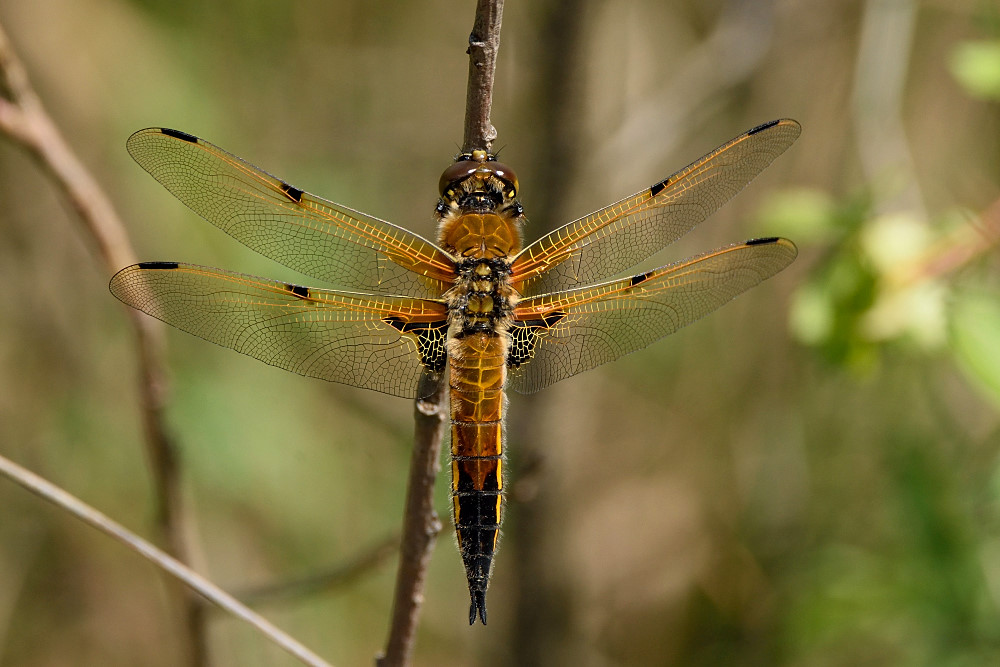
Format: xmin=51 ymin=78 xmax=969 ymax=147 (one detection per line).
xmin=127 ymin=129 xmax=455 ymax=296
xmin=110 ymin=262 xmax=448 ymax=398
xmin=508 ymin=238 xmax=797 ymax=393
xmin=511 ymin=119 xmax=800 ymax=295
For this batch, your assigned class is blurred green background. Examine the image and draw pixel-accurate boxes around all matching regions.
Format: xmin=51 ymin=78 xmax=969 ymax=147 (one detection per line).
xmin=2 ymin=0 xmax=1000 ymax=665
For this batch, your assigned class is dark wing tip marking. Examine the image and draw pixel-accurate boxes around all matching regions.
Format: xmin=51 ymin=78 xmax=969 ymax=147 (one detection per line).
xmin=285 ymin=283 xmax=310 ymax=298
xmin=745 ymin=236 xmax=780 ymax=246
xmin=649 ymin=177 xmax=670 ymax=197
xmin=280 ymin=182 xmax=304 ymax=202
xmin=136 ymin=261 xmax=180 ymax=270
xmin=747 ymin=119 xmax=781 ymax=135
xmin=159 ymin=128 xmax=199 ymax=143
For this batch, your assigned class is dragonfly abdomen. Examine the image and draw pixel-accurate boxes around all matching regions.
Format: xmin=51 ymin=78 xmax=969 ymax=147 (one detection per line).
xmin=448 ymin=332 xmax=506 ymax=625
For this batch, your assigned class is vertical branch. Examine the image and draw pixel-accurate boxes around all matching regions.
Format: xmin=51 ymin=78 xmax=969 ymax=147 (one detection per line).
xmin=377 ymin=374 xmax=447 ymax=667
xmin=462 ymin=0 xmax=505 ymax=151
xmin=379 ymin=2 xmax=505 ymax=665
xmin=0 ymin=21 xmax=207 ymax=666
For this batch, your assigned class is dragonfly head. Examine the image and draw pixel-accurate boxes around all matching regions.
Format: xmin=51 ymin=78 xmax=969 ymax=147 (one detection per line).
xmin=438 ymin=150 xmax=519 ymax=213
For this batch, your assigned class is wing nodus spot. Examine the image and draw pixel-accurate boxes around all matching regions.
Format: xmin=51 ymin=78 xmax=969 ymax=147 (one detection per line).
xmin=280 ymin=182 xmax=304 ymax=202
xmin=650 ymin=178 xmax=669 ymax=197
xmin=160 ymin=128 xmax=198 ymax=143
xmin=629 ymin=271 xmax=652 ymax=287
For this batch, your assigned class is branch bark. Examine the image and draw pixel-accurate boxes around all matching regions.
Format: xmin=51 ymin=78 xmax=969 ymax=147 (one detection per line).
xmin=377 ymin=374 xmax=447 ymax=667
xmin=0 ymin=20 xmax=207 ymax=666
xmin=462 ymin=0 xmax=505 ymax=151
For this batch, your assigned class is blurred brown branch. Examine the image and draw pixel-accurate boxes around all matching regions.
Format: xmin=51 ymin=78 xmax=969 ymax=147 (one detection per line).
xmin=0 ymin=19 xmax=206 ymax=665
xmin=0 ymin=452 xmax=332 ymax=667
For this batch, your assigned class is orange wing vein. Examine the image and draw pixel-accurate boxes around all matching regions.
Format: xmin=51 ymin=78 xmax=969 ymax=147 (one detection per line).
xmin=510 ymin=119 xmax=800 ymax=296
xmin=507 ymin=238 xmax=797 ymax=393
xmin=110 ymin=262 xmax=448 ymax=398
xmin=127 ymin=128 xmax=455 ymax=297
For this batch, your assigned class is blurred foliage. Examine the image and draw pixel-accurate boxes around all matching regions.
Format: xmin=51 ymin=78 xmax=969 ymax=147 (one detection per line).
xmin=3 ymin=0 xmax=1000 ymax=666
xmin=950 ymin=40 xmax=1000 ymax=100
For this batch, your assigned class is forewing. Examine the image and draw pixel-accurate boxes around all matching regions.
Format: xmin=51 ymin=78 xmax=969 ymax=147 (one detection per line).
xmin=110 ymin=262 xmax=449 ymax=398
xmin=510 ymin=119 xmax=800 ymax=295
xmin=127 ymin=129 xmax=455 ymax=296
xmin=507 ymin=238 xmax=797 ymax=394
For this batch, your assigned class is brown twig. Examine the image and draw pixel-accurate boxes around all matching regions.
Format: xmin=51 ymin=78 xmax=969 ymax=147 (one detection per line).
xmin=0 ymin=20 xmax=207 ymax=665
xmin=462 ymin=0 xmax=505 ymax=151
xmin=0 ymin=453 xmax=332 ymax=667
xmin=377 ymin=374 xmax=447 ymax=667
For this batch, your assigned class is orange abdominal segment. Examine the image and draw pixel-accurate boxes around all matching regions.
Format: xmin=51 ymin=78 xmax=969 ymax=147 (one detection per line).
xmin=449 ymin=332 xmax=506 ymax=624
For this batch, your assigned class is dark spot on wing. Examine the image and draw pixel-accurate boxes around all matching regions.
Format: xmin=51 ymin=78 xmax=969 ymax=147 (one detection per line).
xmin=508 ymin=312 xmax=567 ymax=368
xmin=383 ymin=317 xmax=449 ymax=373
xmin=745 ymin=237 xmax=780 ymax=246
xmin=629 ymin=271 xmax=651 ymax=287
xmin=160 ymin=128 xmax=198 ymax=143
xmin=280 ymin=182 xmax=303 ymax=202
xmin=286 ymin=283 xmax=310 ymax=298
xmin=747 ymin=119 xmax=780 ymax=135
xmin=137 ymin=261 xmax=179 ymax=270
xmin=650 ymin=177 xmax=670 ymax=197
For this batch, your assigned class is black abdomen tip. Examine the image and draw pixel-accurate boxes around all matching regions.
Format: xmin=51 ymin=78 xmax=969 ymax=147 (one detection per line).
xmin=469 ymin=590 xmax=488 ymax=625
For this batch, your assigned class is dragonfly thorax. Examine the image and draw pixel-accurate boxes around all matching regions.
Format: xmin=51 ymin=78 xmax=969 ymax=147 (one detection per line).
xmin=448 ymin=257 xmax=516 ymax=336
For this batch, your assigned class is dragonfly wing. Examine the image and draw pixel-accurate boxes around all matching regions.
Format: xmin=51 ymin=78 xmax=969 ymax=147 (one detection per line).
xmin=110 ymin=262 xmax=449 ymax=398
xmin=510 ymin=119 xmax=800 ymax=295
xmin=507 ymin=237 xmax=796 ymax=394
xmin=127 ymin=129 xmax=455 ymax=297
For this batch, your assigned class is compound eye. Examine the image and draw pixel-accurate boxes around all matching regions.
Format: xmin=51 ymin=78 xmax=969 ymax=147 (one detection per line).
xmin=488 ymin=161 xmax=518 ymax=197
xmin=439 ymin=160 xmax=479 ymax=197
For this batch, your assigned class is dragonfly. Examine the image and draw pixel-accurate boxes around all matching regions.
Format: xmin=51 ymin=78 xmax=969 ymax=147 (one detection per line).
xmin=110 ymin=118 xmax=800 ymax=625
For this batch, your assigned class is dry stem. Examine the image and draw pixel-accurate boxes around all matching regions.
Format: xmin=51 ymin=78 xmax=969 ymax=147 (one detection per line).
xmin=0 ymin=19 xmax=205 ymax=664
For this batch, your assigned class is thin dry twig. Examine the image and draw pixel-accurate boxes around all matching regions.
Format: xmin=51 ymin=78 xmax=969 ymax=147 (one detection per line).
xmin=462 ymin=0 xmax=505 ymax=151
xmin=0 ymin=20 xmax=206 ymax=664
xmin=377 ymin=374 xmax=448 ymax=667
xmin=0 ymin=453 xmax=332 ymax=667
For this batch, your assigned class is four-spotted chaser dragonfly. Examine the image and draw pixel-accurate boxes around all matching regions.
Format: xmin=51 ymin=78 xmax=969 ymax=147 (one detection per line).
xmin=110 ymin=119 xmax=800 ymax=625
